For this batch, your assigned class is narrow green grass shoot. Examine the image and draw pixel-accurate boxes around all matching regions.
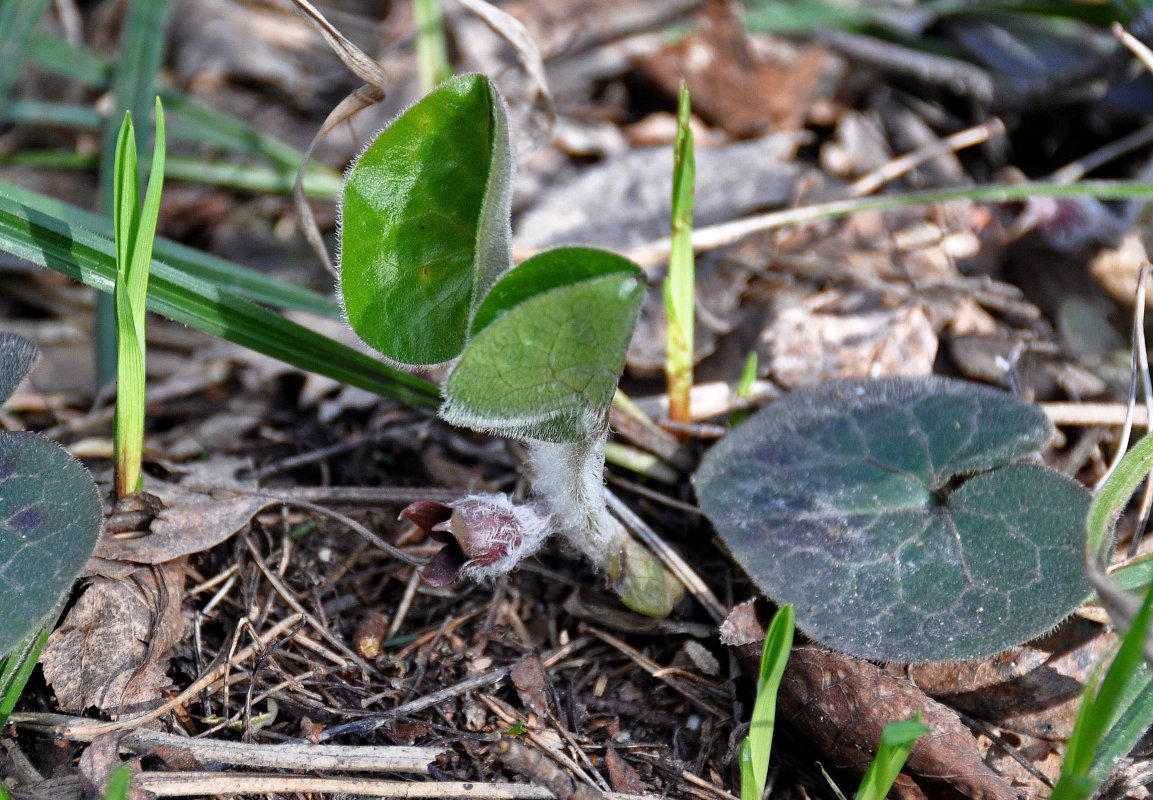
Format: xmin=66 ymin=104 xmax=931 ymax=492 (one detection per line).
xmin=665 ymin=81 xmax=695 ymax=423
xmin=101 ymin=765 xmax=133 ymax=800
xmin=853 ymin=713 xmax=930 ymax=800
xmin=0 ymin=627 xmax=50 ymax=729
xmin=95 ymin=0 xmax=172 ymax=385
xmin=414 ymin=0 xmax=452 ymax=90
xmin=730 ymin=350 xmax=759 ymax=426
xmin=1051 ymin=577 xmax=1153 ymax=800
xmin=112 ymin=98 xmax=165 ymax=497
xmin=740 ymin=603 xmax=795 ymax=800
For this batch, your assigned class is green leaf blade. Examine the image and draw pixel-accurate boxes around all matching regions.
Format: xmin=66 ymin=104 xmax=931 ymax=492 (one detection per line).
xmin=0 ymin=190 xmax=440 ymax=409
xmin=340 ymin=74 xmax=513 ymax=365
xmin=443 ymin=249 xmax=645 ymax=442
xmin=695 ymin=376 xmax=1091 ymax=662
xmin=744 ymin=604 xmax=794 ymax=800
xmin=0 ymin=431 xmax=102 ymax=658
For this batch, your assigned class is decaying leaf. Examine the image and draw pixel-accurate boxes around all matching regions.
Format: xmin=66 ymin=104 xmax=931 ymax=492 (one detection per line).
xmin=778 ymin=646 xmax=1021 ymax=800
xmin=94 ymin=483 xmax=272 ymax=567
xmin=42 ymin=560 xmax=185 ymax=719
xmin=722 ymin=602 xmax=1021 ymax=800
xmin=898 ymin=616 xmax=1115 ymax=742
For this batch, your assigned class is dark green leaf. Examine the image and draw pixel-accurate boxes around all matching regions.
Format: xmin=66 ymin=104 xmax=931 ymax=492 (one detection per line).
xmin=442 ymin=248 xmax=645 ymax=442
xmin=0 ymin=431 xmax=102 ymax=658
xmin=695 ymin=376 xmax=1091 ymax=662
xmin=340 ymin=73 xmax=513 ymax=365
xmin=0 ymin=334 xmax=38 ymax=406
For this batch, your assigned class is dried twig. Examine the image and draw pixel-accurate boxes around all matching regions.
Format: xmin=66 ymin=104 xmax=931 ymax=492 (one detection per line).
xmin=7 ymin=716 xmax=444 ymax=773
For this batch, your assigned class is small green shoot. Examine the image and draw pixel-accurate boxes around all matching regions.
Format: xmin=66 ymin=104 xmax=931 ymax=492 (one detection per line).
xmin=0 ymin=627 xmax=50 ymax=728
xmin=740 ymin=603 xmax=794 ymax=800
xmin=664 ymin=81 xmax=695 ymax=424
xmin=101 ymin=764 xmax=133 ymax=800
xmin=730 ymin=350 xmax=759 ymax=426
xmin=1051 ymin=579 xmax=1153 ymax=800
xmin=112 ymin=97 xmax=165 ymax=497
xmin=1055 ymin=423 xmax=1153 ymax=800
xmin=413 ymin=0 xmax=452 ymax=91
xmin=854 ymin=713 xmax=931 ymax=800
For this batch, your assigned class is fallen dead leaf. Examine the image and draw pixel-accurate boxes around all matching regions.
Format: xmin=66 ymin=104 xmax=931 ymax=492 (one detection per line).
xmin=42 ymin=560 xmax=185 ymax=719
xmin=511 ymin=655 xmax=552 ymax=717
xmin=722 ymin=602 xmax=1022 ymax=800
xmin=898 ymin=616 xmax=1115 ymax=742
xmin=94 ymin=483 xmax=272 ymax=566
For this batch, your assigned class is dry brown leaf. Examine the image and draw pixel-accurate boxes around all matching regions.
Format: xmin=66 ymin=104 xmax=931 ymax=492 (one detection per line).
xmin=42 ymin=560 xmax=185 ymax=719
xmin=898 ymin=616 xmax=1115 ymax=742
xmin=94 ymin=484 xmax=271 ymax=566
xmin=722 ymin=602 xmax=1021 ymax=800
xmin=636 ymin=1 xmax=827 ymax=137
xmin=605 ymin=745 xmax=646 ymax=794
xmin=779 ymin=646 xmax=1022 ymax=800
xmin=511 ymin=655 xmax=552 ymax=717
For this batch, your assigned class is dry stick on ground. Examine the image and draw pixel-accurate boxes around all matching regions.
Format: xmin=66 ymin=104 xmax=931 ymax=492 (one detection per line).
xmin=846 ymin=119 xmax=1005 ymax=198
xmin=491 ymin=735 xmax=606 ymax=800
xmin=319 ymin=668 xmax=515 ymax=741
xmin=7 ymin=716 xmax=445 ymax=773
xmin=249 ymin=493 xmax=428 ymax=566
xmin=133 ymin=773 xmax=558 ymax=798
xmin=1044 ymin=403 xmax=1151 ymax=427
xmin=618 ymin=118 xmax=1001 ymax=268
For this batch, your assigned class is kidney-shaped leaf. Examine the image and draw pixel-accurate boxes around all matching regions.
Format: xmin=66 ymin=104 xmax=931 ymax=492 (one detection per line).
xmin=694 ymin=376 xmax=1091 ymax=663
xmin=339 ymin=74 xmax=513 ymax=366
xmin=442 ymin=248 xmax=645 ymax=442
xmin=0 ymin=333 xmax=38 ymax=406
xmin=0 ymin=431 xmax=102 ymax=657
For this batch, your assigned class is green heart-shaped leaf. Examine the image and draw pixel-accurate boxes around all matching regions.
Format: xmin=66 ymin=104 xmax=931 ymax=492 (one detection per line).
xmin=442 ymin=247 xmax=645 ymax=442
xmin=339 ymin=74 xmax=513 ymax=365
xmin=0 ymin=431 xmax=102 ymax=658
xmin=694 ymin=376 xmax=1091 ymax=662
xmin=0 ymin=333 xmax=38 ymax=406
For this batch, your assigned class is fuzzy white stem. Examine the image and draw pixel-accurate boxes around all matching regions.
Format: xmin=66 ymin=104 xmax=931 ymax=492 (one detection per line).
xmin=525 ymin=429 xmax=626 ymax=568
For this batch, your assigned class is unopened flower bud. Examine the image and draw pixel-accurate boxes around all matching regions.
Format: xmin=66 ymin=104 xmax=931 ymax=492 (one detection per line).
xmin=399 ymin=494 xmax=551 ymax=587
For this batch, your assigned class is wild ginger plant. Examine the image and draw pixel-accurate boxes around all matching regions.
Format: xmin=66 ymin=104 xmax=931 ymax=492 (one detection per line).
xmin=338 ymin=74 xmax=682 ymax=615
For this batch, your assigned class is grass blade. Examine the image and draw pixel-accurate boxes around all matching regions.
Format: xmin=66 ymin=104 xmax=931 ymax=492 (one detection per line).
xmin=113 ymin=99 xmax=165 ymax=496
xmin=0 ymin=189 xmax=440 ymax=408
xmin=853 ymin=713 xmax=931 ymax=800
xmin=742 ymin=604 xmax=795 ymax=800
xmin=101 ymin=765 xmax=133 ymax=800
xmin=665 ymin=81 xmax=695 ymax=423
xmin=414 ymin=0 xmax=452 ymax=90
xmin=0 ymin=180 xmax=337 ymax=316
xmin=1052 ymin=580 xmax=1153 ymax=800
xmin=0 ymin=627 xmax=49 ymax=729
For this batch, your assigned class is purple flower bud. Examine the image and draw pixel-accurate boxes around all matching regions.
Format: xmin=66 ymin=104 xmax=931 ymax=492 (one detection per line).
xmin=399 ymin=494 xmax=551 ymax=587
